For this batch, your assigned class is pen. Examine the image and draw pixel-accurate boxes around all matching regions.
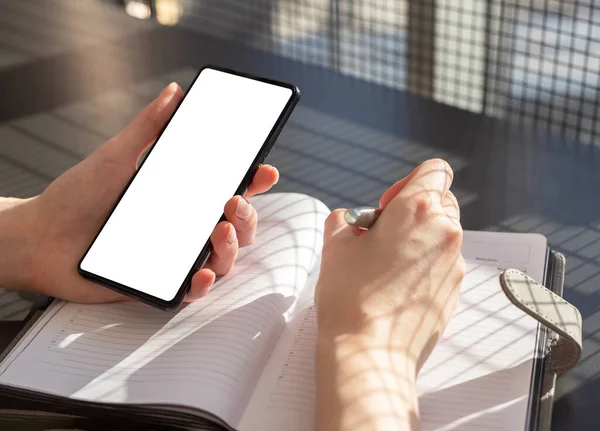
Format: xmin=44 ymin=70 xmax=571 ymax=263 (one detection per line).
xmin=344 ymin=206 xmax=382 ymax=229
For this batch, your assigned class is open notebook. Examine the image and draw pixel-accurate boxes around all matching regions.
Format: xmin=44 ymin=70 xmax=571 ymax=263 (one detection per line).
xmin=0 ymin=193 xmax=552 ymax=430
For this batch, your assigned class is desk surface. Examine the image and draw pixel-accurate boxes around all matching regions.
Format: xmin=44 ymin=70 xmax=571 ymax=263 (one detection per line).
xmin=0 ymin=1 xmax=599 ymax=429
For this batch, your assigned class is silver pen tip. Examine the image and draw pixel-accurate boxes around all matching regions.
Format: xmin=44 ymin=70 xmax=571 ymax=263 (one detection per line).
xmin=344 ymin=208 xmax=360 ymax=225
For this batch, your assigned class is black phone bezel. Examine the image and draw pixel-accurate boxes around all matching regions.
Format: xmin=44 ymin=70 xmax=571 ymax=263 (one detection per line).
xmin=77 ymin=65 xmax=300 ymax=311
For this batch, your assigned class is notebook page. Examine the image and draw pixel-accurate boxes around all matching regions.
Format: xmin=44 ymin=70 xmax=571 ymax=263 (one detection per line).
xmin=238 ymin=263 xmax=319 ymax=431
xmin=417 ymin=231 xmax=547 ymax=430
xmin=0 ymin=193 xmax=329 ymax=427
xmin=239 ymin=231 xmax=547 ymax=431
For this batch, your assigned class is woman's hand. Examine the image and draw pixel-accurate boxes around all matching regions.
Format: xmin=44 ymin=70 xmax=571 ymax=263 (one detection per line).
xmin=0 ymin=83 xmax=278 ymax=303
xmin=314 ymin=159 xmax=465 ymax=431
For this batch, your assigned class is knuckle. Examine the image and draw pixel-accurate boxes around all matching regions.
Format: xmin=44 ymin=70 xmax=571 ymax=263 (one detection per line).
xmin=440 ymin=216 xmax=463 ymax=245
xmin=405 ymin=193 xmax=433 ymax=217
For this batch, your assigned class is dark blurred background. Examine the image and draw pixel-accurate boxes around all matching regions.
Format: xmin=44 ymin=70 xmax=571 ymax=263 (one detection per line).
xmin=103 ymin=0 xmax=600 ymax=143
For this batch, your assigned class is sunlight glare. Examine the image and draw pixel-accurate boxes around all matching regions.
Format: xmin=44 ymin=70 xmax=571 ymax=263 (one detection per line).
xmin=125 ymin=1 xmax=151 ymax=20
xmin=58 ymin=332 xmax=83 ymax=348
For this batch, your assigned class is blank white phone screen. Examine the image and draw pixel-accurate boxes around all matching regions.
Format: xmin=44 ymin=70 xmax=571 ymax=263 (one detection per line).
xmin=80 ymin=68 xmax=293 ymax=301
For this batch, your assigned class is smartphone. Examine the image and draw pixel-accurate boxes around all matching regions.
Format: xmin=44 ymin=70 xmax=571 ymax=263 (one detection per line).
xmin=78 ymin=66 xmax=299 ymax=310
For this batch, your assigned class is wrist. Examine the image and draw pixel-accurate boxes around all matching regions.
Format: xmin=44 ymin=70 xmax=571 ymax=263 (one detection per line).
xmin=317 ymin=329 xmax=418 ymax=383
xmin=318 ymin=307 xmax=424 ymax=363
xmin=317 ymin=291 xmax=438 ymax=373
xmin=0 ymin=197 xmax=39 ymax=292
xmin=315 ymin=330 xmax=419 ymax=431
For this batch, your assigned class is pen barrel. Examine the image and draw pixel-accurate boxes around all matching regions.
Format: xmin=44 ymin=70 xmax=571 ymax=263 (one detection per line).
xmin=345 ymin=206 xmax=380 ymax=229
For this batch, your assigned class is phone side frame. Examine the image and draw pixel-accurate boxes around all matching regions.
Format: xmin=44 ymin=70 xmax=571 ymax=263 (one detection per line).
xmin=77 ymin=65 xmax=300 ymax=311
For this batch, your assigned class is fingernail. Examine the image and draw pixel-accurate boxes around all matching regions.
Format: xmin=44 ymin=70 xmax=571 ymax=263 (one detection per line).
xmin=226 ymin=224 xmax=237 ymax=244
xmin=161 ymin=82 xmax=178 ymax=100
xmin=236 ymin=197 xmax=253 ymax=220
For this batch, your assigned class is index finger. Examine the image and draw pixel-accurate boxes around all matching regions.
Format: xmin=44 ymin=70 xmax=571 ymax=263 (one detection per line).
xmin=379 ymin=167 xmax=417 ymax=208
xmin=398 ymin=159 xmax=454 ymax=204
xmin=244 ymin=165 xmax=279 ymax=197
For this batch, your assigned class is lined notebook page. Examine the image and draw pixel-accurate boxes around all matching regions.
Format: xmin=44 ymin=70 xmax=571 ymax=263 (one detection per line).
xmin=0 ymin=193 xmax=329 ymax=427
xmin=239 ymin=231 xmax=547 ymax=431
xmin=239 ymin=266 xmax=319 ymax=431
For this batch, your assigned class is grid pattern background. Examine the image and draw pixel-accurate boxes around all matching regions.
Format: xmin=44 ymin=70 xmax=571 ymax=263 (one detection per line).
xmin=169 ymin=0 xmax=600 ymax=146
xmin=5 ymin=0 xmax=597 ymax=145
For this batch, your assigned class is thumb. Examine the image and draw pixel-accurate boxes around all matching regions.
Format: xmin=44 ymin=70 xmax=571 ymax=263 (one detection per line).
xmin=104 ymin=82 xmax=184 ymax=162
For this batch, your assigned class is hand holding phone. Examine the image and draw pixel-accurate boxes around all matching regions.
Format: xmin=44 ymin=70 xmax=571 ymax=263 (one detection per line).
xmin=78 ymin=66 xmax=300 ymax=310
